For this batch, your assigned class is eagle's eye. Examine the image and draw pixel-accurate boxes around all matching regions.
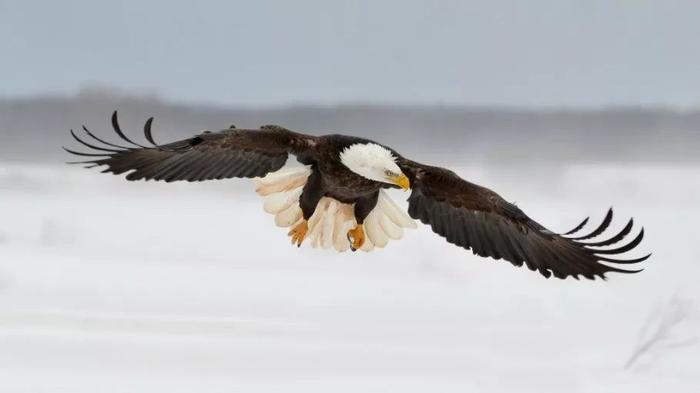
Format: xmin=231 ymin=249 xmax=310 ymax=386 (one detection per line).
xmin=384 ymin=169 xmax=397 ymax=177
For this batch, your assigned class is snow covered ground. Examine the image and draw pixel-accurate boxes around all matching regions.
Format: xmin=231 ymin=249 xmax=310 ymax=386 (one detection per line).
xmin=1 ymin=162 xmax=698 ymax=392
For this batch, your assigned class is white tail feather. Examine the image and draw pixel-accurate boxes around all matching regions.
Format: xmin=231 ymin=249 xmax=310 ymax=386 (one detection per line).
xmin=365 ymin=213 xmax=388 ymax=248
xmin=377 ymin=192 xmax=418 ymax=229
xmin=254 ymin=166 xmax=415 ymax=252
xmin=320 ymin=200 xmax=337 ymax=249
xmin=379 ymin=214 xmax=402 ymax=240
xmin=263 ymin=188 xmax=302 ymax=214
xmin=274 ymin=200 xmax=303 ymax=227
xmin=333 ymin=205 xmax=354 ymax=252
xmin=255 ymin=167 xmax=312 ymax=196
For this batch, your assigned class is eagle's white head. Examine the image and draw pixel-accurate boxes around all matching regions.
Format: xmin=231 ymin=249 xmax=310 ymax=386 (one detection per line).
xmin=339 ymin=143 xmax=410 ymax=190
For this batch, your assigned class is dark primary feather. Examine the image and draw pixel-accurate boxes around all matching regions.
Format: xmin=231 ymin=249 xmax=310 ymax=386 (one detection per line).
xmin=65 ymin=111 xmax=316 ymax=182
xmin=397 ymin=159 xmax=650 ymax=280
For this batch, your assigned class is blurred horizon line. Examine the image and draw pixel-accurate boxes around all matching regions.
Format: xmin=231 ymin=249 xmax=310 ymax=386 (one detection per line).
xmin=2 ymin=87 xmax=698 ymax=165
xmin=3 ymin=84 xmax=700 ymax=113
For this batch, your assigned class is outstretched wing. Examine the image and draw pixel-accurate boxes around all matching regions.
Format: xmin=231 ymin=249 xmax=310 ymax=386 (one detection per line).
xmin=397 ymin=159 xmax=650 ymax=280
xmin=65 ymin=112 xmax=317 ymax=182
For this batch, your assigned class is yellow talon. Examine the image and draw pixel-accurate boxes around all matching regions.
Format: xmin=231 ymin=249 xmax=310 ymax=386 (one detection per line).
xmin=347 ymin=224 xmax=365 ymax=252
xmin=288 ymin=220 xmax=308 ymax=247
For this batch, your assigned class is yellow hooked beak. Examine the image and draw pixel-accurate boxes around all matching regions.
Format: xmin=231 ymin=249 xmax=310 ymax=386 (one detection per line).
xmin=390 ymin=173 xmax=411 ymax=191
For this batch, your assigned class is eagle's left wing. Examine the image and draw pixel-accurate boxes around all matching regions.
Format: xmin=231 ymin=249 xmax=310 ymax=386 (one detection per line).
xmin=65 ymin=112 xmax=317 ymax=182
xmin=397 ymin=158 xmax=650 ymax=280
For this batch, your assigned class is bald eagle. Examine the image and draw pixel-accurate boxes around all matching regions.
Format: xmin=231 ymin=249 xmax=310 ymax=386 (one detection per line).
xmin=65 ymin=112 xmax=650 ymax=280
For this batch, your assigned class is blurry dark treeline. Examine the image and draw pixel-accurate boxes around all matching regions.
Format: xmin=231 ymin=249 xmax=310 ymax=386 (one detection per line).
xmin=1 ymin=88 xmax=698 ymax=164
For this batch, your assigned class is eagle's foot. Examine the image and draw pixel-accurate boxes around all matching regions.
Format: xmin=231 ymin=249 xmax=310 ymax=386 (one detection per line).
xmin=347 ymin=224 xmax=365 ymax=252
xmin=288 ymin=220 xmax=308 ymax=247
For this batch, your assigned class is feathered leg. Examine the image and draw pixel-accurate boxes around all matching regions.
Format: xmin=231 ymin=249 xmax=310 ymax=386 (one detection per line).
xmin=288 ymin=167 xmax=323 ymax=247
xmin=347 ymin=192 xmax=379 ymax=251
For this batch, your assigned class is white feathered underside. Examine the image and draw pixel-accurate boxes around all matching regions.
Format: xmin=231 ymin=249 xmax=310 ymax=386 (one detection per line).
xmin=253 ymin=166 xmax=417 ymax=252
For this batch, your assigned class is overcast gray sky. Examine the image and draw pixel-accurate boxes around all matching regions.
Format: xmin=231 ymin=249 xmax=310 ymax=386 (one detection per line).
xmin=2 ymin=0 xmax=699 ymax=107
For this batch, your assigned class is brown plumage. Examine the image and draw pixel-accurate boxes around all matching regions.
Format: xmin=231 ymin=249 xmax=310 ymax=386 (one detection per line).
xmin=66 ymin=111 xmax=650 ymax=280
xmin=399 ymin=161 xmax=647 ymax=279
xmin=66 ymin=112 xmax=316 ymax=182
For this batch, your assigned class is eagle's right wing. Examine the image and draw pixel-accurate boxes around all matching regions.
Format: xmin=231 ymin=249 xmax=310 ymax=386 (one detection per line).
xmin=397 ymin=158 xmax=650 ymax=280
xmin=65 ymin=111 xmax=317 ymax=182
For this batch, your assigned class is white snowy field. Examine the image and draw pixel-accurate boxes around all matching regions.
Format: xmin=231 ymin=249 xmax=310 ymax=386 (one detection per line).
xmin=0 ymin=162 xmax=698 ymax=392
